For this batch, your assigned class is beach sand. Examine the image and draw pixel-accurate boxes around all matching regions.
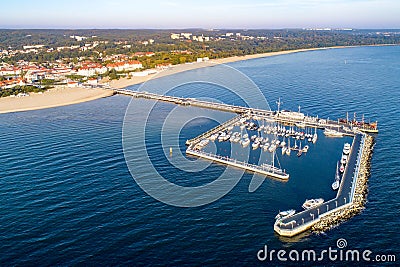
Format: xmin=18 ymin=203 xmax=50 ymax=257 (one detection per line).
xmin=0 ymin=87 xmax=114 ymax=114
xmin=1 ymin=45 xmax=386 ymax=114
xmin=108 ymin=47 xmax=337 ymax=89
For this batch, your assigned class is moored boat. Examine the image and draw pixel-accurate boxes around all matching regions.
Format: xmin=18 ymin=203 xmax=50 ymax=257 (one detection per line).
xmin=324 ymin=128 xmax=343 ymax=137
xmin=252 ymin=141 xmax=260 ymax=150
xmin=302 ymin=145 xmax=309 ymax=153
xmin=332 ymin=162 xmax=341 ymax=191
xmin=343 ymin=143 xmax=351 ymax=154
xmin=340 ymin=154 xmax=348 ymax=165
xmin=275 ymin=209 xmax=296 ymax=220
xmin=302 ymin=198 xmax=324 ymax=210
xmin=241 ymin=138 xmax=250 ymax=148
xmin=281 ymin=146 xmax=287 ymax=155
xmin=340 ymin=163 xmax=345 ymax=173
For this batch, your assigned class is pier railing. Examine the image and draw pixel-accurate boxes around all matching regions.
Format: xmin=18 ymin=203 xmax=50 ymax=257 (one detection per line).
xmin=186 ymin=148 xmax=289 ymax=180
xmin=185 ymin=114 xmax=245 ymax=146
xmin=114 ymin=89 xmax=366 ymax=135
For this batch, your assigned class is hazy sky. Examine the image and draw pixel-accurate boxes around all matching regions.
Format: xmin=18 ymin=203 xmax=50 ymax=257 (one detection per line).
xmin=1 ymin=0 xmax=399 ymax=29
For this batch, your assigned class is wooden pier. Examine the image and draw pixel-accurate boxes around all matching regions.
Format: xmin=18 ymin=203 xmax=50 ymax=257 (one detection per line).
xmin=114 ymin=89 xmax=377 ymax=134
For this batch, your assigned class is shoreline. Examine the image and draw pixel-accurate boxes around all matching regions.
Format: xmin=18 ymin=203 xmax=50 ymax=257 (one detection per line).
xmin=0 ymin=87 xmax=114 ymax=114
xmin=0 ymin=44 xmax=396 ymax=114
xmin=108 ymin=44 xmax=397 ymax=89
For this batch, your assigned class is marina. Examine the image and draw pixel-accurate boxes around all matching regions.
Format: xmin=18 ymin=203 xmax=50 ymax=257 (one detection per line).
xmin=115 ymin=88 xmax=376 ymax=237
xmin=274 ymin=133 xmax=374 ymax=237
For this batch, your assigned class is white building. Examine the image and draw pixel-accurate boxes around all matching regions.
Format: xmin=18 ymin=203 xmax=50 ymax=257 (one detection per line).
xmin=170 ymin=33 xmax=180 ymax=40
xmin=106 ymin=61 xmax=143 ymax=72
xmin=77 ymin=65 xmax=107 ymax=77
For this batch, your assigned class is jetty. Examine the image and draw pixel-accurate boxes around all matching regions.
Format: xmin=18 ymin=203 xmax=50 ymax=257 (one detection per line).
xmin=115 ymin=88 xmax=376 ymax=237
xmin=115 ymin=89 xmax=377 ymax=134
xmin=274 ymin=133 xmax=369 ymax=236
xmin=186 ymin=149 xmax=289 ymax=179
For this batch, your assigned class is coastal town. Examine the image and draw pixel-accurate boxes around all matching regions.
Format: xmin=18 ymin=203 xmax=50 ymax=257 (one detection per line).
xmin=1 ymin=29 xmax=400 ymax=97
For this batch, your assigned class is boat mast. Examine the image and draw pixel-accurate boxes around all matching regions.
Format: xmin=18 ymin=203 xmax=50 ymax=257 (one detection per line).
xmin=272 ymin=150 xmax=275 ymax=172
xmin=276 ymin=98 xmax=282 ymax=114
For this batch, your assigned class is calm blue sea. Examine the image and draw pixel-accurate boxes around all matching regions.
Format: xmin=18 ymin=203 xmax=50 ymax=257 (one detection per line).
xmin=0 ymin=46 xmax=399 ymax=265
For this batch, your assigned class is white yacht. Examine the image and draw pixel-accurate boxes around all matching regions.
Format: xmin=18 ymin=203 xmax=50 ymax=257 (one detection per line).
xmin=302 ymin=145 xmax=309 ymax=153
xmin=241 ymin=138 xmax=250 ymax=148
xmin=281 ymin=146 xmax=287 ymax=155
xmin=218 ymin=132 xmax=226 ymax=142
xmin=340 ymin=154 xmax=348 ymax=165
xmin=285 ymin=139 xmax=291 ymax=156
xmin=275 ymin=209 xmax=296 ymax=220
xmin=343 ymin=143 xmax=351 ymax=155
xmin=302 ymin=198 xmax=324 ymax=210
xmin=209 ymin=133 xmax=218 ymax=141
xmin=311 ymin=127 xmax=317 ymax=143
xmin=268 ymin=143 xmax=277 ymax=153
xmin=263 ymin=143 xmax=270 ymax=152
xmin=252 ymin=141 xmax=260 ymax=150
xmin=324 ymin=128 xmax=343 ymax=137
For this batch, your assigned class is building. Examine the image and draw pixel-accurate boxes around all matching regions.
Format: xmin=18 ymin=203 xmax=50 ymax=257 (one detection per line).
xmin=134 ymin=52 xmax=155 ymax=57
xmin=196 ymin=57 xmax=209 ymax=63
xmin=86 ymin=78 xmax=98 ymax=86
xmin=155 ymin=63 xmax=172 ymax=70
xmin=170 ymin=33 xmax=180 ymax=40
xmin=77 ymin=63 xmax=107 ymax=77
xmin=181 ymin=33 xmax=192 ymax=39
xmin=106 ymin=60 xmax=143 ymax=72
xmin=0 ymin=67 xmax=21 ymax=76
xmin=0 ymin=78 xmax=26 ymax=89
xmin=23 ymin=45 xmax=45 ymax=50
xmin=67 ymin=81 xmax=79 ymax=87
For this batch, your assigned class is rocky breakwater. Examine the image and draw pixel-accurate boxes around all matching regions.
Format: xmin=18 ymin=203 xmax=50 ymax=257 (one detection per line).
xmin=312 ymin=134 xmax=375 ymax=233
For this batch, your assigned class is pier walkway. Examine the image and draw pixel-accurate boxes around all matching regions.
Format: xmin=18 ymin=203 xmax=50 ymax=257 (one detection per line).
xmin=186 ymin=149 xmax=289 ymax=180
xmin=114 ymin=89 xmax=366 ymax=135
xmin=185 ymin=114 xmax=244 ymax=146
xmin=274 ymin=133 xmax=364 ymax=236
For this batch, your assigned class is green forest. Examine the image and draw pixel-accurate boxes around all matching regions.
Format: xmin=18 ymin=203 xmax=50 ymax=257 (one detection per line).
xmin=1 ymin=29 xmax=399 ymax=65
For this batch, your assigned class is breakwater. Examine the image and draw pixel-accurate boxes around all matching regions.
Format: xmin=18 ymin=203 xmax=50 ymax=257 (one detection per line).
xmin=311 ymin=134 xmax=374 ymax=233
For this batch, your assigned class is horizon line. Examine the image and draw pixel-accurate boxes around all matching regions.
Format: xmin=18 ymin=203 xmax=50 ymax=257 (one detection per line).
xmin=1 ymin=27 xmax=400 ymax=30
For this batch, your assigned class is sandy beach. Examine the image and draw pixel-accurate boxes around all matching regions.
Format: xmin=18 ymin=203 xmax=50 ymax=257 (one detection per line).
xmin=0 ymin=87 xmax=114 ymax=114
xmin=107 ymin=46 xmax=345 ymax=89
xmin=1 ymin=45 xmax=392 ymax=114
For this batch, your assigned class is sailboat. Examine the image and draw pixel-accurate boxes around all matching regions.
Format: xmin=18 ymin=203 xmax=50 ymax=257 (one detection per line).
xmin=281 ymin=146 xmax=287 ymax=155
xmin=297 ymin=141 xmax=303 ymax=157
xmin=260 ymin=149 xmax=290 ymax=179
xmin=340 ymin=163 xmax=345 ymax=173
xmin=285 ymin=138 xmax=291 ymax=156
xmin=312 ymin=127 xmax=318 ymax=143
xmin=332 ymin=162 xmax=341 ymax=190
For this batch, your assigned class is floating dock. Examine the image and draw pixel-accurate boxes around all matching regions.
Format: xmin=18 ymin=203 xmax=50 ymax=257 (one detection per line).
xmin=115 ymin=88 xmax=376 ymax=237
